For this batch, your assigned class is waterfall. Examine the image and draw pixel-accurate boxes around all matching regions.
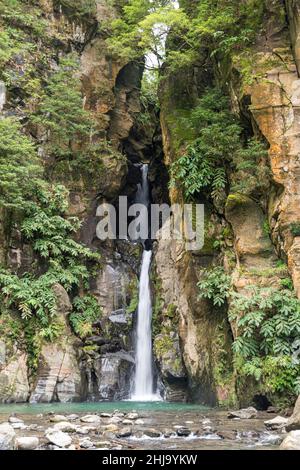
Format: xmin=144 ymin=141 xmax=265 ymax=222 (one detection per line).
xmin=132 ymin=249 xmax=154 ymax=400
xmin=131 ymin=164 xmax=157 ymax=401
xmin=0 ymin=81 xmax=6 ymax=114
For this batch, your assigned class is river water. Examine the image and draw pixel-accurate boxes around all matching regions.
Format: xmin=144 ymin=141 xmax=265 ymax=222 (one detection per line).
xmin=0 ymin=402 xmax=282 ymax=450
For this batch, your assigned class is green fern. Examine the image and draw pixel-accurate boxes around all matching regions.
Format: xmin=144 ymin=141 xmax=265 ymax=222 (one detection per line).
xmin=198 ymin=267 xmax=231 ymax=307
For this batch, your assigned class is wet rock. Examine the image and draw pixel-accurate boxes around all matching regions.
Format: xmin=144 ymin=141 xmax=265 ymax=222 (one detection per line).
xmin=228 ymin=407 xmax=258 ymax=420
xmin=84 ymin=352 xmax=134 ymax=401
xmin=260 ymin=432 xmax=284 ymax=446
xmin=80 ymin=438 xmax=94 ymax=449
xmin=135 ymin=419 xmax=144 ymax=425
xmin=267 ymin=406 xmax=278 ymax=414
xmin=202 ymin=419 xmax=212 ymax=426
xmin=45 ymin=430 xmax=72 ymax=448
xmin=86 ymin=336 xmax=108 ymax=346
xmin=27 ymin=424 xmax=39 ymax=431
xmin=126 ymin=412 xmax=139 ymax=420
xmin=113 ymin=411 xmax=125 ymax=417
xmin=0 ymin=423 xmax=16 ymax=450
xmin=11 ymin=422 xmax=27 ymax=430
xmin=76 ymin=426 xmax=96 ymax=435
xmin=29 ymin=285 xmax=82 ymax=403
xmin=16 ymin=437 xmax=39 ymax=450
xmin=104 ymin=424 xmax=119 ymax=433
xmin=203 ymin=427 xmax=217 ymax=435
xmin=108 ymin=416 xmax=122 ymax=424
xmin=109 ymin=309 xmax=129 ymax=324
xmin=95 ymin=440 xmax=111 ymax=448
xmin=217 ymin=430 xmax=237 ymax=440
xmin=264 ymin=416 xmax=288 ymax=430
xmin=163 ymin=429 xmax=176 ymax=438
xmin=122 ymin=419 xmax=134 ymax=425
xmin=52 ymin=422 xmax=78 ymax=433
xmin=116 ymin=427 xmax=132 ymax=438
xmin=280 ymin=430 xmax=300 ymax=450
xmin=50 ymin=415 xmax=67 ymax=423
xmin=66 ymin=414 xmax=79 ymax=421
xmin=80 ymin=415 xmax=101 ymax=424
xmin=176 ymin=427 xmax=191 ymax=437
xmin=100 ymin=413 xmax=112 ymax=418
xmin=286 ymin=395 xmax=300 ymax=431
xmin=143 ymin=428 xmax=161 ymax=438
xmin=0 ymin=349 xmax=30 ymax=403
xmin=8 ymin=416 xmax=23 ymax=424
xmin=154 ymin=332 xmax=187 ymax=395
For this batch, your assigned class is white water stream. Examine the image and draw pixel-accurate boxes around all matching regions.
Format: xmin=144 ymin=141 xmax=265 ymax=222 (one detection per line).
xmin=131 ymin=164 xmax=158 ymax=401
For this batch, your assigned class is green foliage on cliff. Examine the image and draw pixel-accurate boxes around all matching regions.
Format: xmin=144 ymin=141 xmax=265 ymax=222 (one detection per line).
xmin=231 ymin=138 xmax=270 ymax=196
xmin=0 ymin=118 xmax=42 ymax=209
xmin=107 ymin=0 xmax=265 ymax=70
xmin=290 ymin=223 xmax=300 ymax=237
xmin=33 ymin=55 xmax=91 ymax=150
xmin=21 ymin=184 xmax=100 ymax=288
xmin=0 ymin=182 xmax=100 ymax=360
xmin=198 ymin=267 xmax=231 ymax=307
xmin=230 ymin=287 xmax=300 ymax=358
xmin=230 ymin=286 xmax=300 ymax=395
xmin=69 ymin=295 xmax=101 ymax=338
xmin=32 ymin=55 xmax=92 ymax=164
xmin=107 ymin=0 xmax=188 ymax=66
xmin=0 ymin=270 xmax=58 ymax=322
xmin=0 ymin=0 xmax=46 ymax=69
xmin=169 ymin=88 xmax=269 ymax=201
xmin=0 ymin=0 xmax=46 ymax=36
xmin=31 ymin=54 xmax=116 ymax=182
xmin=169 ymin=88 xmax=237 ymax=200
xmin=54 ymin=0 xmax=97 ymax=20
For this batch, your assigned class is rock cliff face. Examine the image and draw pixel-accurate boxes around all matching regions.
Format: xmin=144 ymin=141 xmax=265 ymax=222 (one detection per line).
xmin=0 ymin=0 xmax=145 ymax=403
xmin=231 ymin=0 xmax=300 ymax=298
xmin=153 ymin=0 xmax=300 ymax=406
xmin=1 ymin=0 xmax=300 ymax=407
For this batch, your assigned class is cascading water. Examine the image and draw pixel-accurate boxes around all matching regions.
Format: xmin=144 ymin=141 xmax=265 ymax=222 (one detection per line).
xmin=131 ymin=164 xmax=158 ymax=401
xmin=132 ymin=249 xmax=154 ymax=400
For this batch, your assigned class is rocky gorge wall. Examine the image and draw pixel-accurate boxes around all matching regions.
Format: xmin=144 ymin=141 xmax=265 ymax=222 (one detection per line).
xmin=152 ymin=0 xmax=300 ymax=407
xmin=1 ymin=0 xmax=300 ymax=409
xmin=0 ymin=0 xmax=148 ymax=403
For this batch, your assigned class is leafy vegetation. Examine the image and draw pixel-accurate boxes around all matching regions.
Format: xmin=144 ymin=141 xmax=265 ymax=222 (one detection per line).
xmin=0 ymin=118 xmax=42 ymax=209
xmin=169 ymin=88 xmax=269 ymax=201
xmin=230 ymin=138 xmax=270 ymax=197
xmin=69 ymin=295 xmax=101 ymax=339
xmin=236 ymin=355 xmax=300 ymax=399
xmin=198 ymin=267 xmax=231 ymax=307
xmin=0 ymin=0 xmax=46 ymax=70
xmin=230 ymin=287 xmax=300 ymax=358
xmin=54 ymin=0 xmax=97 ymax=21
xmin=0 ymin=180 xmax=100 ymax=371
xmin=21 ymin=184 xmax=99 ymax=290
xmin=230 ymin=286 xmax=300 ymax=395
xmin=107 ymin=0 xmax=265 ymax=70
xmin=0 ymin=183 xmax=100 ymax=323
xmin=32 ymin=55 xmax=96 ymax=176
xmin=290 ymin=223 xmax=300 ymax=237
